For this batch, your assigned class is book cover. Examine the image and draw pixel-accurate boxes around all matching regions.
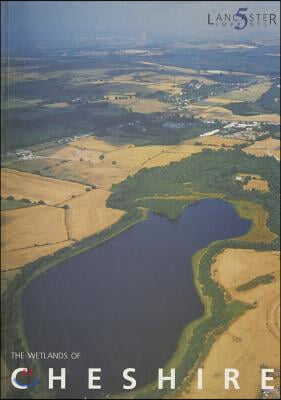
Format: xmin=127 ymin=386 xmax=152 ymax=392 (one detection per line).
xmin=1 ymin=1 xmax=280 ymax=399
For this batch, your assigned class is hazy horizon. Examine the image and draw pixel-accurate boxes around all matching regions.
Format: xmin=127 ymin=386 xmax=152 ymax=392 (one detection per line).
xmin=1 ymin=1 xmax=280 ymax=50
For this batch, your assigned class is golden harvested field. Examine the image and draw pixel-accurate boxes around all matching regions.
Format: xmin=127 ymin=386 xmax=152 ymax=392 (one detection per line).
xmin=213 ymin=249 xmax=279 ymax=296
xmin=185 ymin=135 xmax=247 ymax=147
xmin=124 ymin=98 xmax=171 ymax=113
xmin=105 ymin=145 xmax=170 ymax=170
xmin=188 ymin=104 xmax=280 ymax=123
xmin=112 ymin=71 xmax=215 ymax=94
xmin=1 ymin=205 xmax=68 ymax=252
xmin=243 ymin=138 xmax=280 ymax=160
xmin=24 ymin=136 xmax=247 ymax=188
xmin=0 ymin=188 xmax=126 ymax=269
xmin=2 ymin=136 xmax=261 ymax=269
xmin=38 ymin=140 xmax=230 ymax=188
xmin=50 ymin=144 xmax=103 ymax=163
xmin=142 ymin=143 xmax=221 ymax=168
xmin=236 ymin=173 xmax=269 ymax=192
xmin=1 ymin=168 xmax=87 ymax=205
xmin=106 ymin=74 xmax=200 ymax=96
xmin=43 ymin=160 xmax=104 ymax=186
xmin=146 ymin=82 xmax=182 ymax=95
xmin=184 ymin=249 xmax=280 ymax=399
xmin=1 ymin=241 xmax=74 ymax=271
xmin=33 ymin=142 xmax=174 ymax=189
xmin=1 ymin=203 xmax=75 ymax=271
xmin=75 ymin=162 xmax=129 ymax=189
xmin=70 ymin=136 xmax=120 ymax=152
xmin=106 ymin=142 xmax=228 ymax=171
xmin=61 ymin=189 xmax=125 ymax=240
xmin=205 ymin=97 xmax=244 ymax=105
xmin=84 ymin=71 xmax=214 ymax=99
xmin=143 ymin=148 xmax=202 ymax=168
xmin=244 ymin=178 xmax=269 ymax=192
xmin=44 ymin=159 xmax=129 ymax=189
xmin=141 ymin=74 xmax=215 ymax=95
xmin=220 ymin=81 xmax=272 ymax=102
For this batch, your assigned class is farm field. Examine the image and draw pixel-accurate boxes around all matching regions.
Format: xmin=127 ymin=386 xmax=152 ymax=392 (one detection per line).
xmin=205 ymin=97 xmax=245 ymax=105
xmin=218 ymin=81 xmax=272 ymax=102
xmin=1 ymin=205 xmax=68 ymax=252
xmin=60 ymin=189 xmax=125 ymax=241
xmin=1 ymin=241 xmax=74 ymax=272
xmin=143 ymin=147 xmax=203 ymax=168
xmin=1 ymin=135 xmax=251 ymax=270
xmin=185 ymin=135 xmax=247 ymax=147
xmin=244 ymin=178 xmax=269 ymax=192
xmin=68 ymin=136 xmax=120 ymax=152
xmin=34 ymin=144 xmax=194 ymax=188
xmin=235 ymin=173 xmax=269 ymax=193
xmin=184 ymin=249 xmax=280 ymax=399
xmin=243 ymin=138 xmax=280 ymax=160
xmin=1 ymin=187 xmax=126 ymax=269
xmin=1 ymin=203 xmax=74 ymax=271
xmin=188 ymin=104 xmax=280 ymax=123
xmin=106 ymin=73 xmax=211 ymax=96
xmin=42 ymin=160 xmax=107 ymax=186
xmin=10 ymin=158 xmax=65 ymax=174
xmin=105 ymin=144 xmax=171 ymax=170
xmin=48 ymin=145 xmax=103 ymax=163
xmin=1 ymin=12 xmax=280 ymax=400
xmin=1 ymin=168 xmax=87 ymax=205
xmin=20 ymin=136 xmax=248 ymax=188
xmin=121 ymin=98 xmax=171 ymax=113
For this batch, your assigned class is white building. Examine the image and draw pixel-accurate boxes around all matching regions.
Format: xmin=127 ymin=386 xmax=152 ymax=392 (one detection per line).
xmin=200 ymin=129 xmax=220 ymax=137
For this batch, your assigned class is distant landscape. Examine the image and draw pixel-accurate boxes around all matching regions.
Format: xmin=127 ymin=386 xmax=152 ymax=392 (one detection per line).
xmin=1 ymin=31 xmax=280 ymax=400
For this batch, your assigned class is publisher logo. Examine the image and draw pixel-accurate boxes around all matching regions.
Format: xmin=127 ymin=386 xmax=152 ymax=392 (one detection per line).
xmin=11 ymin=368 xmax=40 ymax=389
xmin=208 ymin=8 xmax=278 ymax=30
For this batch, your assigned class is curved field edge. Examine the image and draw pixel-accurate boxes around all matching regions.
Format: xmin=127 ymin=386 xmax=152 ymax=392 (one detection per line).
xmin=111 ymin=200 xmax=278 ymax=400
xmin=1 ymin=195 xmax=277 ymax=399
xmin=1 ymin=208 xmax=148 ymax=399
xmin=2 ymin=149 xmax=280 ymax=399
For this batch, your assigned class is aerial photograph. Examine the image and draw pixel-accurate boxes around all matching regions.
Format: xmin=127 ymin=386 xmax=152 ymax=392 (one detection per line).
xmin=1 ymin=1 xmax=280 ymax=399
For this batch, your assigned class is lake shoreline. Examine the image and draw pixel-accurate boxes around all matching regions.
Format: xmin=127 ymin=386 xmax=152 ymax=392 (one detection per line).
xmin=2 ymin=196 xmax=277 ymax=399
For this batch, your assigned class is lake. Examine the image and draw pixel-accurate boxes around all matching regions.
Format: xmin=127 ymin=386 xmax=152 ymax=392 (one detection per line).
xmin=22 ymin=198 xmax=251 ymax=398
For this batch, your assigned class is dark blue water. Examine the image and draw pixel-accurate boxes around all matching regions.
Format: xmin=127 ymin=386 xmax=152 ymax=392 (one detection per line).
xmin=22 ymin=199 xmax=251 ymax=398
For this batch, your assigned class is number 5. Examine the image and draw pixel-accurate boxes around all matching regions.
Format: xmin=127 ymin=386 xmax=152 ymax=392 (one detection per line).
xmin=234 ymin=7 xmax=248 ymax=30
